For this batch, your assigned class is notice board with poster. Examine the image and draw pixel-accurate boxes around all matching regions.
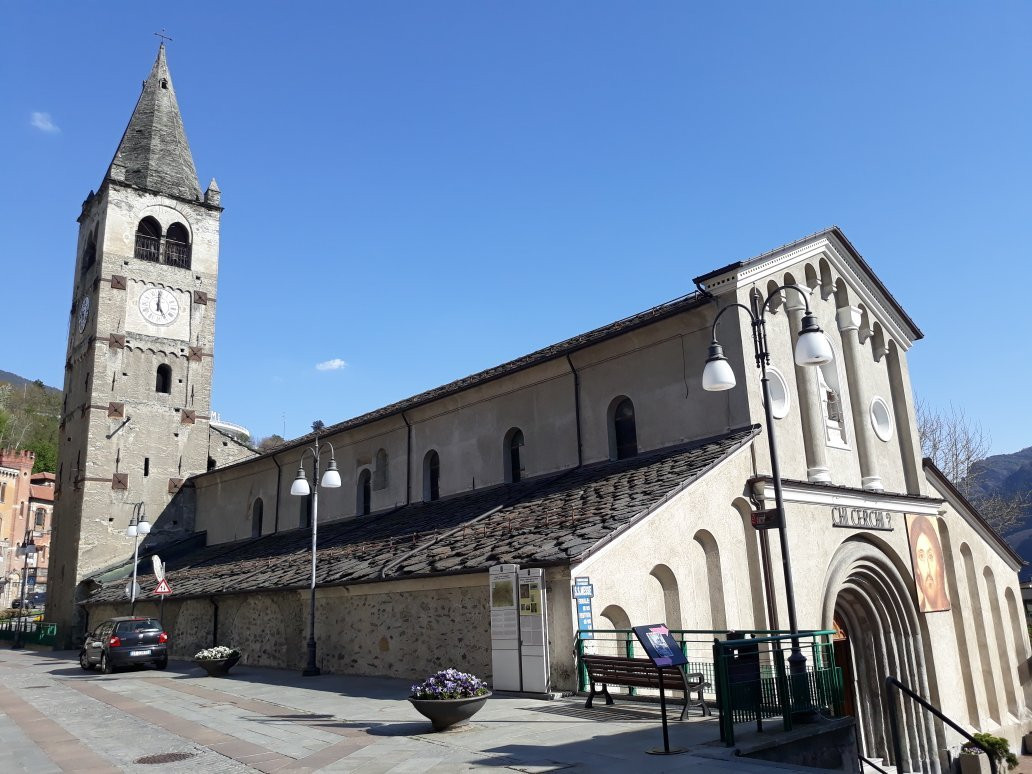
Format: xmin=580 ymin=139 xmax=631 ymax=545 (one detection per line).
xmin=632 ymin=623 xmax=687 ymax=668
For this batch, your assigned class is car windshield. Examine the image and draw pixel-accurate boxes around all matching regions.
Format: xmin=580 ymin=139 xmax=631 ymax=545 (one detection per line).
xmin=114 ymin=619 xmax=161 ymax=634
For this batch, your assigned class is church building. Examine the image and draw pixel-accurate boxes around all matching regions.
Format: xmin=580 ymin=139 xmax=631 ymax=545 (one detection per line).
xmin=61 ymin=47 xmax=1029 ymax=772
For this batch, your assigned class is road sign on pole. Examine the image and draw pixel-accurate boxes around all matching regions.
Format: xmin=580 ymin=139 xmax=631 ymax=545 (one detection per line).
xmin=125 ymin=581 xmax=141 ymax=599
xmin=151 ymin=554 xmax=165 ymax=581
xmin=154 ymin=578 xmax=172 ymax=595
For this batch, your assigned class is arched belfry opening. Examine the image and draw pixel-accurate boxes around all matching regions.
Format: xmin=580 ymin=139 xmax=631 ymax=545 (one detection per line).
xmin=822 ymin=537 xmax=944 ymax=772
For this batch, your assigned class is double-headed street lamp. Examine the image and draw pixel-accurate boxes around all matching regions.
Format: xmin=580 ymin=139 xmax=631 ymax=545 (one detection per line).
xmin=12 ymin=529 xmax=37 ymax=649
xmin=702 ymin=285 xmax=833 ymax=688
xmin=290 ymin=432 xmax=341 ymax=676
xmin=126 ymin=503 xmax=151 ymax=616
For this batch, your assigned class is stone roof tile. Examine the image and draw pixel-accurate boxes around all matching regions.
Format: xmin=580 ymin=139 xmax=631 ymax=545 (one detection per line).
xmin=87 ymin=427 xmax=758 ymax=604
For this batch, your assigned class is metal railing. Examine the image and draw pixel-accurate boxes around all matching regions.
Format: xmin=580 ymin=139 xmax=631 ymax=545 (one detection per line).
xmin=885 ymin=676 xmax=997 ymax=774
xmin=164 ymin=239 xmax=191 ymax=269
xmin=135 ymin=233 xmax=160 ymax=262
xmin=0 ymin=618 xmax=58 ymax=646
xmin=133 ymin=234 xmax=191 ymax=269
xmin=713 ymin=631 xmax=843 ymax=746
xmin=575 ymin=628 xmax=782 ymax=697
xmin=573 ymin=628 xmax=843 ymax=747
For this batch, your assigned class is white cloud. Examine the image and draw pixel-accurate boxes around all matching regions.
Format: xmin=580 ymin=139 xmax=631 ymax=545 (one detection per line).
xmin=315 ymin=358 xmax=348 ymax=371
xmin=30 ymin=112 xmax=60 ymax=133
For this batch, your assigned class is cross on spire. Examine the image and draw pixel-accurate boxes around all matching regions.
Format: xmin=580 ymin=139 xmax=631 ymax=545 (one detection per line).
xmin=154 ymin=29 xmax=173 ymax=45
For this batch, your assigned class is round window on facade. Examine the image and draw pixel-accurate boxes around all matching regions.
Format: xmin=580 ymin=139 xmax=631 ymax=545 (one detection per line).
xmin=870 ymin=396 xmax=893 ymax=441
xmin=766 ymin=367 xmax=791 ymax=420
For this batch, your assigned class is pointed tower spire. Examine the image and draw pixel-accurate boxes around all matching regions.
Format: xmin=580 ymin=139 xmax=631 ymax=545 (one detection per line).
xmin=106 ymin=43 xmax=202 ymax=201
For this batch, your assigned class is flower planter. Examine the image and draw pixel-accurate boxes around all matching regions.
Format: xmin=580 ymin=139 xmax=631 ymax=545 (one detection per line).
xmin=958 ymin=750 xmax=992 ymax=774
xmin=408 ymin=692 xmax=491 ymax=732
xmin=194 ymin=653 xmax=241 ymax=677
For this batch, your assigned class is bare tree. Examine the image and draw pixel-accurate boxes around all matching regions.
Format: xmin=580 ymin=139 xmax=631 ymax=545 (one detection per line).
xmin=917 ymin=400 xmax=1030 ymax=534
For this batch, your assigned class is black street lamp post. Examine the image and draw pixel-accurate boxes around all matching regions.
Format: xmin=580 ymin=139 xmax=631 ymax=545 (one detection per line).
xmin=12 ymin=529 xmax=37 ymax=649
xmin=702 ymin=285 xmax=834 ymax=697
xmin=125 ymin=503 xmax=150 ymax=616
xmin=289 ymin=429 xmax=341 ymax=677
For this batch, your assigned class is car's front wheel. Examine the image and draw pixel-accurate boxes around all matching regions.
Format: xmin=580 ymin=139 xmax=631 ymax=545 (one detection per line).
xmin=100 ymin=653 xmax=114 ymax=674
xmin=79 ymin=650 xmax=92 ymax=671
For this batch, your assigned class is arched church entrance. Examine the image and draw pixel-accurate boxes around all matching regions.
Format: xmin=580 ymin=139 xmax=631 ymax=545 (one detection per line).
xmin=822 ymin=537 xmax=945 ymax=772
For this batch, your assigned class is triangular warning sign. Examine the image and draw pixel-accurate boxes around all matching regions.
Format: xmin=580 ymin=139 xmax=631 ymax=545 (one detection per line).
xmin=154 ymin=578 xmax=172 ymax=595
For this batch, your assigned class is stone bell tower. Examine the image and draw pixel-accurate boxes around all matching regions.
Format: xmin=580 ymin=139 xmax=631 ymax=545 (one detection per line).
xmin=48 ymin=44 xmax=227 ymax=643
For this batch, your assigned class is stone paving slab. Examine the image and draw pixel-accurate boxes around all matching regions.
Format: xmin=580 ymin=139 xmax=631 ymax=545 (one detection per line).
xmin=0 ymin=648 xmax=856 ymax=773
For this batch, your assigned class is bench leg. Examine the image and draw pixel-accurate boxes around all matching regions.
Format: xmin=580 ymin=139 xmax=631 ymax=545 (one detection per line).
xmin=680 ymin=688 xmax=710 ymax=720
xmin=585 ymin=683 xmax=595 ymax=709
xmin=602 ymin=685 xmax=613 ymax=705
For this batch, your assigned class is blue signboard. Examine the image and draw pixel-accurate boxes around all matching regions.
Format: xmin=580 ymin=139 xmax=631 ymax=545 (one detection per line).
xmin=573 ymin=576 xmax=594 ymax=639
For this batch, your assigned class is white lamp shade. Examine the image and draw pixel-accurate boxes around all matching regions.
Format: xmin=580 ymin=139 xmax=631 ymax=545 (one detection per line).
xmin=126 ymin=524 xmax=138 ymax=537
xmin=137 ymin=520 xmax=151 ymax=535
xmin=321 ymin=468 xmax=341 ymax=488
xmin=290 ymin=473 xmax=311 ymax=497
xmin=794 ymin=331 xmax=834 ymax=366
xmin=702 ymin=357 xmax=737 ymax=391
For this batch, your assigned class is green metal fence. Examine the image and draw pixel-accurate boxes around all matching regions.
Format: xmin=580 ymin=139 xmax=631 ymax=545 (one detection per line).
xmin=574 ymin=628 xmax=797 ymax=696
xmin=574 ymin=628 xmax=844 ymax=747
xmin=0 ymin=618 xmax=59 ymax=646
xmin=712 ymin=631 xmax=844 ymax=746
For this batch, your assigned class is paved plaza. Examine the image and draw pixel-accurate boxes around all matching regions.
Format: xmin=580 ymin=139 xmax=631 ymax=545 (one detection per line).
xmin=0 ymin=648 xmax=852 ymax=773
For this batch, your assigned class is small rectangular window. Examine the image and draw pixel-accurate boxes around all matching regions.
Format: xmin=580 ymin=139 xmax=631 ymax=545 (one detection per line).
xmin=143 ymin=458 xmax=150 ymax=477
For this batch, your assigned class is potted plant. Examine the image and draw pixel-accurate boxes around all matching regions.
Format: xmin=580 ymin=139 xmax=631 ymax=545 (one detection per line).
xmin=408 ymin=668 xmax=491 ymax=731
xmin=193 ymin=646 xmax=241 ymax=677
xmin=959 ymin=733 xmax=1018 ymax=774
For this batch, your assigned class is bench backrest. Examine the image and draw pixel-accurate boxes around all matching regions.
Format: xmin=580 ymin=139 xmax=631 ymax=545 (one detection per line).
xmin=582 ymin=655 xmax=686 ymax=689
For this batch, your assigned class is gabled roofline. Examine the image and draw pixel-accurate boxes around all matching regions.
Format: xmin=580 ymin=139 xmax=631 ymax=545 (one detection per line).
xmin=922 ymin=458 xmax=1024 ymax=568
xmin=571 ymin=425 xmax=761 ymax=566
xmin=693 ymin=226 xmax=922 ymax=341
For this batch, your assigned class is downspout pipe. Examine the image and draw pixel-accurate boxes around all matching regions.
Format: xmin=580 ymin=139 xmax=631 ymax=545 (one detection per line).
xmin=565 ymin=354 xmax=583 ymax=467
xmin=272 ymin=454 xmax=283 ymax=534
xmin=211 ymin=598 xmax=219 ymax=648
xmin=402 ymin=411 xmax=412 ymax=506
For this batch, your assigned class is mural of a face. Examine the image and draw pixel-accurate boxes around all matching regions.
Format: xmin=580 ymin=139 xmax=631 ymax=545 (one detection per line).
xmin=915 ymin=532 xmax=939 ymax=602
xmin=907 ymin=515 xmax=950 ymax=613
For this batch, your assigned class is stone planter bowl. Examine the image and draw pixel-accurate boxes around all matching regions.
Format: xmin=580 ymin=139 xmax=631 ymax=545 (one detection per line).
xmin=958 ymin=750 xmax=992 ymax=774
xmin=193 ymin=652 xmax=241 ymax=677
xmin=408 ymin=692 xmax=491 ymax=732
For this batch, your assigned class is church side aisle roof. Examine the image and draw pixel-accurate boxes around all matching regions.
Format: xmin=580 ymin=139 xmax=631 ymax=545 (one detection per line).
xmin=86 ymin=426 xmax=759 ymax=602
xmin=105 ymin=43 xmax=202 ymax=201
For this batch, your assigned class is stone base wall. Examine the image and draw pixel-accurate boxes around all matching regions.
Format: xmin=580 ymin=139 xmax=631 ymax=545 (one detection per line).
xmin=83 ymin=573 xmax=492 ymax=681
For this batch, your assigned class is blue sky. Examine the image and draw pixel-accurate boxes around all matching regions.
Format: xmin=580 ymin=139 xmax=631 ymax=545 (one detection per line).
xmin=2 ymin=3 xmax=1030 ymax=454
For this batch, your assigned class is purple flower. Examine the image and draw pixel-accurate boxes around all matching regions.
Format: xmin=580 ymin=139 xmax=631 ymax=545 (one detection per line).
xmin=410 ymin=669 xmax=489 ymax=700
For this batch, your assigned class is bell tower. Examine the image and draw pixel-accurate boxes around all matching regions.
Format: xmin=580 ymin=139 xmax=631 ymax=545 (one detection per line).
xmin=48 ymin=44 xmax=226 ymax=642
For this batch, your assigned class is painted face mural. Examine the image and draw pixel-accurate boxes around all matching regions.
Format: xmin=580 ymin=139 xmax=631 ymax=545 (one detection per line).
xmin=907 ymin=514 xmax=950 ymax=613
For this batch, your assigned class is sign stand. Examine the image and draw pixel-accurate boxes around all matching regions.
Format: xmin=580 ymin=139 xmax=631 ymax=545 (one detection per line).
xmin=153 ymin=572 xmax=172 ymax=624
xmin=633 ymin=623 xmax=688 ymax=756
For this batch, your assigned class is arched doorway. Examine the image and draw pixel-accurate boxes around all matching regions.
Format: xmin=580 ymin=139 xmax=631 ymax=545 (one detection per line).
xmin=821 ymin=537 xmax=944 ymax=772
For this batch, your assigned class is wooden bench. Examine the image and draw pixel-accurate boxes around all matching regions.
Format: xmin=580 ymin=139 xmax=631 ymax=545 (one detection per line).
xmin=581 ymin=654 xmax=710 ymax=720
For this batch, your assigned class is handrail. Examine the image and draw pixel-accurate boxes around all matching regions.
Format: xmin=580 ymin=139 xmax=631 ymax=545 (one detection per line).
xmin=855 ymin=722 xmax=890 ymax=773
xmin=858 ymin=755 xmax=889 ymax=774
xmin=885 ymin=676 xmax=997 ymax=774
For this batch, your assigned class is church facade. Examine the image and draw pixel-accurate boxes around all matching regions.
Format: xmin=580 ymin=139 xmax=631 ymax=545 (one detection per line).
xmin=70 ymin=48 xmax=1029 ymax=772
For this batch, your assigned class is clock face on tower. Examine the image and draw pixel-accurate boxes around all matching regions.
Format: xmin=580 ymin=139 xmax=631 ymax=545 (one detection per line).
xmin=139 ymin=288 xmax=180 ymax=326
xmin=77 ymin=296 xmax=91 ymax=334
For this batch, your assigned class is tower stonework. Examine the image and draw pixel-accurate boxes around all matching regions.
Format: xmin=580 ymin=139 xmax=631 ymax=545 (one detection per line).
xmin=48 ymin=45 xmax=249 ymax=644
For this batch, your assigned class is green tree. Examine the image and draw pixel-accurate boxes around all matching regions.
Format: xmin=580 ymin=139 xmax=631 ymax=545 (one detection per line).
xmin=0 ymin=379 xmax=61 ymax=473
